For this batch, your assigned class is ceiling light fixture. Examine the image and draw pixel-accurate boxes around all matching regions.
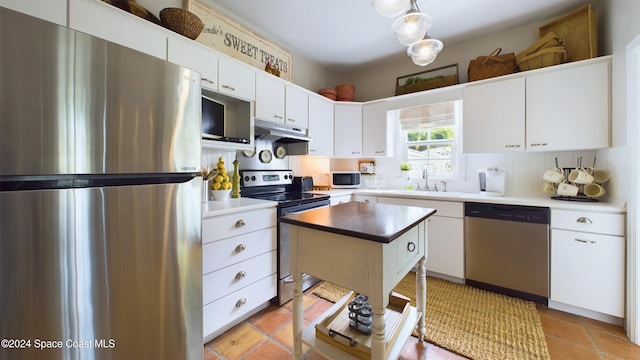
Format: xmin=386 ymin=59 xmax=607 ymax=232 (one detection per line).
xmin=370 ymin=0 xmax=410 ymax=18
xmin=407 ymin=35 xmax=443 ymax=66
xmin=391 ymin=0 xmax=432 ymax=46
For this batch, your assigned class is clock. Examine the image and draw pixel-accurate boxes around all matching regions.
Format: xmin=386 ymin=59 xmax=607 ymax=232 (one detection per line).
xmin=259 ymin=149 xmax=272 ymax=163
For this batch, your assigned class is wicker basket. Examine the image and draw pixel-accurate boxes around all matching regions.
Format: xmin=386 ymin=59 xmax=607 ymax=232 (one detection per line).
xmin=517 ymin=46 xmax=566 ymax=71
xmin=516 ymin=32 xmax=565 ymax=71
xmin=159 ymin=8 xmax=204 ymax=40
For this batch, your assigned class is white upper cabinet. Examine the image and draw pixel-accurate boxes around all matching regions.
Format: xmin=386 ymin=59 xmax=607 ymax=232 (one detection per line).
xmin=463 ymin=57 xmax=611 ymax=154
xmin=285 ymin=85 xmax=309 ymax=129
xmin=218 ymin=57 xmax=256 ymax=102
xmin=362 ymin=100 xmax=393 ymax=157
xmin=334 ymin=103 xmax=363 ymax=157
xmin=69 ymin=0 xmax=167 ymax=59
xmin=255 ymin=73 xmax=285 ymax=123
xmin=0 ymin=0 xmax=67 ymax=26
xmin=167 ymin=35 xmax=219 ymax=91
xmin=526 ymin=59 xmax=610 ymax=151
xmin=463 ymin=77 xmax=525 ymax=153
xmin=307 ymin=95 xmax=334 ymax=156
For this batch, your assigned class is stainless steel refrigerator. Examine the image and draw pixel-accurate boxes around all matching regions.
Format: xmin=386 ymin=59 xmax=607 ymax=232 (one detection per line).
xmin=0 ymin=7 xmax=202 ymax=359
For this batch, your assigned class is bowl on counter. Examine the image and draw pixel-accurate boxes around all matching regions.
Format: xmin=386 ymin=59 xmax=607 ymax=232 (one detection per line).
xmin=211 ymin=189 xmax=231 ymax=201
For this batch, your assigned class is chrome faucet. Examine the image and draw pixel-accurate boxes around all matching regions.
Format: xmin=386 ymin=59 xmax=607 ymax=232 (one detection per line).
xmin=421 ymin=169 xmax=430 ymax=191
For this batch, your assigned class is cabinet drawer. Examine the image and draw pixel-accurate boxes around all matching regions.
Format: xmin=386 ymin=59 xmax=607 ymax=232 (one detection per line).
xmin=550 ymin=229 xmax=625 ymax=317
xmin=394 ymin=221 xmax=425 ymax=276
xmin=378 ymin=197 xmax=462 ymax=218
xmin=203 ymin=207 xmax=276 ymax=243
xmin=203 ymin=274 xmax=277 ymax=338
xmin=551 ymin=209 xmax=624 ymax=236
xmin=203 ymin=227 xmax=276 ymax=274
xmin=204 ymin=250 xmax=276 ymax=305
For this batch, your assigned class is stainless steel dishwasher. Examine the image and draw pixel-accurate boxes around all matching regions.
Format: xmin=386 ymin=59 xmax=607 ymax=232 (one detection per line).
xmin=464 ymin=202 xmax=550 ymax=305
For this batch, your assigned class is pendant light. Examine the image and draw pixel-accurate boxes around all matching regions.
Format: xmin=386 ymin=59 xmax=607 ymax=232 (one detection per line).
xmin=370 ymin=0 xmax=410 ymax=18
xmin=407 ymin=35 xmax=443 ymax=66
xmin=392 ymin=0 xmax=432 ymax=46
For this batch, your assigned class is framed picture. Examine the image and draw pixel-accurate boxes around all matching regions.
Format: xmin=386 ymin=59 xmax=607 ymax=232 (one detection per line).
xmin=395 ymin=63 xmax=459 ymax=96
xmin=359 ymin=160 xmax=376 ymax=175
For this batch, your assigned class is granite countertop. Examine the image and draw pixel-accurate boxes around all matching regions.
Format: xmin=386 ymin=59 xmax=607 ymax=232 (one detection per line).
xmin=279 ymin=201 xmax=436 ymax=243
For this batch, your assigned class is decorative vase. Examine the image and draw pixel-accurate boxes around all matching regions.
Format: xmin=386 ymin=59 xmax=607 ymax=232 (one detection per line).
xmin=232 ymin=160 xmax=241 ymax=198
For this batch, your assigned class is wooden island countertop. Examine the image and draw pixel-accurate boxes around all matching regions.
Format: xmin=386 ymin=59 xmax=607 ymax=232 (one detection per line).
xmin=279 ymin=201 xmax=437 ymax=243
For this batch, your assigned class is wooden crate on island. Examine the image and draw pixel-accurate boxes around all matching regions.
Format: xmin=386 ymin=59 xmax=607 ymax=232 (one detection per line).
xmin=538 ymin=4 xmax=597 ymax=62
xmin=314 ymin=291 xmax=412 ymax=359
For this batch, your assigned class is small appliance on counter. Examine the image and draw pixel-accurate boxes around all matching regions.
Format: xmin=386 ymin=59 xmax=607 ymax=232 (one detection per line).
xmin=330 ymin=171 xmax=361 ymax=189
xmin=293 ymin=176 xmax=314 ymax=192
xmin=478 ymin=166 xmax=506 ymax=196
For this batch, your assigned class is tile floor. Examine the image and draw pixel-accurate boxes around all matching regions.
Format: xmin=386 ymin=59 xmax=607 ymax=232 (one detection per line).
xmin=204 ymin=285 xmax=640 ymax=360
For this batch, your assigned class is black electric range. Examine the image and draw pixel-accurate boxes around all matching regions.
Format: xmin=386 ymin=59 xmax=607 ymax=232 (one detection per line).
xmin=240 ymin=170 xmax=330 ymax=305
xmin=240 ymin=170 xmax=330 ymax=213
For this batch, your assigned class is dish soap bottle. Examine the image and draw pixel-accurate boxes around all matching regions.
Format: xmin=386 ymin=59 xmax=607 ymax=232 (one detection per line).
xmin=231 ymin=159 xmax=240 ymax=198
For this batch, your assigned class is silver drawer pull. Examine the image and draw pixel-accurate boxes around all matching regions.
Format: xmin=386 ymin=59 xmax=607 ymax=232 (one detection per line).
xmin=221 ymin=84 xmax=236 ymax=91
xmin=407 ymin=242 xmax=416 ymax=252
xmin=575 ymin=238 xmax=597 ymax=244
xmin=235 ymin=243 xmax=247 ymax=252
xmin=235 ymin=219 xmax=246 ymax=227
xmin=235 ymin=298 xmax=247 ymax=307
xmin=576 ymin=217 xmax=593 ymax=224
xmin=235 ymin=271 xmax=247 ymax=280
xmin=202 ymin=78 xmax=214 ymax=85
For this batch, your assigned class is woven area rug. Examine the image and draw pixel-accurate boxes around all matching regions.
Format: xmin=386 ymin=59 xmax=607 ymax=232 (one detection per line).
xmin=312 ymin=274 xmax=550 ymax=360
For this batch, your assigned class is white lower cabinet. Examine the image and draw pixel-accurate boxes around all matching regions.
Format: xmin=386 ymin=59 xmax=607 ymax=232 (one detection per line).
xmin=202 ymin=207 xmax=277 ymax=341
xmin=550 ymin=209 xmax=625 ymax=318
xmin=353 ymin=195 xmax=377 ymax=203
xmin=203 ymin=275 xmax=277 ymax=340
xmin=377 ymin=197 xmax=464 ymax=279
xmin=329 ymin=194 xmax=352 ymax=206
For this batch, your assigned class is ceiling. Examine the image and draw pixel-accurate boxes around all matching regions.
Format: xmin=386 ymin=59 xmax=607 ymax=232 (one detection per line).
xmin=203 ymin=0 xmax=591 ymax=75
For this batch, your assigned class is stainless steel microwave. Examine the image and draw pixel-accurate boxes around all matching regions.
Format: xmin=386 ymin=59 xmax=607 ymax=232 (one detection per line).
xmin=331 ymin=171 xmax=361 ymax=188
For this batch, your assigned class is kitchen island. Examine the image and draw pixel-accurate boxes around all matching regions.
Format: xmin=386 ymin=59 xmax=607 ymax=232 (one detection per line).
xmin=280 ymin=201 xmax=436 ymax=360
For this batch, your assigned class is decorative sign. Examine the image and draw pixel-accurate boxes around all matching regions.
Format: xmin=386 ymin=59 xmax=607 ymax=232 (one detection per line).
xmin=187 ymin=0 xmax=292 ymax=81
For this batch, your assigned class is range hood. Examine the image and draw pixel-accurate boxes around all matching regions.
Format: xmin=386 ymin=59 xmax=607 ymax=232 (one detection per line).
xmin=254 ymin=119 xmax=311 ymax=143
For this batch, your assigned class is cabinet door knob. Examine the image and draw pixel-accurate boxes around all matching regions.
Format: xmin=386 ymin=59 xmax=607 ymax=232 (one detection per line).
xmin=407 ymin=242 xmax=416 ymax=252
xmin=235 ymin=243 xmax=247 ymax=252
xmin=576 ymin=217 xmax=593 ymax=224
xmin=235 ymin=298 xmax=247 ymax=307
xmin=235 ymin=219 xmax=246 ymax=227
xmin=235 ymin=271 xmax=247 ymax=280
